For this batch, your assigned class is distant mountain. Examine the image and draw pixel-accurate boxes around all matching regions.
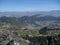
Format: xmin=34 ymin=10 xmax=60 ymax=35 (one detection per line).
xmin=20 ymin=15 xmax=60 ymax=28
xmin=20 ymin=15 xmax=57 ymax=22
xmin=0 ymin=15 xmax=60 ymax=29
xmin=0 ymin=16 xmax=27 ymax=29
xmin=0 ymin=10 xmax=60 ymax=17
xmin=0 ymin=10 xmax=60 ymax=29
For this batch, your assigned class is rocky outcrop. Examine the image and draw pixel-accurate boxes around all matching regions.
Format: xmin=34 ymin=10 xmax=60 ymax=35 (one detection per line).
xmin=24 ymin=34 xmax=60 ymax=45
xmin=0 ymin=30 xmax=31 ymax=45
xmin=0 ymin=30 xmax=60 ymax=45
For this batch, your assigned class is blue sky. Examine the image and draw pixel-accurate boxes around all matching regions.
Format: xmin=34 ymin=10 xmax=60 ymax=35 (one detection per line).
xmin=0 ymin=0 xmax=60 ymax=11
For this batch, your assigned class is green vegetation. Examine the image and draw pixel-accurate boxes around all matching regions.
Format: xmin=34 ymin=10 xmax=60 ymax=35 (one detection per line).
xmin=16 ymin=29 xmax=40 ymax=37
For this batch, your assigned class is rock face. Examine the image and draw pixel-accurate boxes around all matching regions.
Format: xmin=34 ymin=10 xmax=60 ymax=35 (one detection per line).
xmin=0 ymin=30 xmax=31 ymax=45
xmin=0 ymin=30 xmax=12 ymax=45
xmin=6 ymin=37 xmax=31 ymax=45
xmin=0 ymin=29 xmax=60 ymax=45
xmin=25 ymin=34 xmax=60 ymax=45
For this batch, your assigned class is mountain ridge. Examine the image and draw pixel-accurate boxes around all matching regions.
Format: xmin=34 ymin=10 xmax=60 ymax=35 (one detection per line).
xmin=0 ymin=10 xmax=60 ymax=17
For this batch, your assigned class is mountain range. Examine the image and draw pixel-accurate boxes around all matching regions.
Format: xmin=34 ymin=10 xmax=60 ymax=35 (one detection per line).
xmin=0 ymin=10 xmax=60 ymax=29
xmin=0 ymin=10 xmax=60 ymax=17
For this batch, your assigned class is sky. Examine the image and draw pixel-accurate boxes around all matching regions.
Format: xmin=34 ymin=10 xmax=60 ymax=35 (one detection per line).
xmin=0 ymin=0 xmax=60 ymax=12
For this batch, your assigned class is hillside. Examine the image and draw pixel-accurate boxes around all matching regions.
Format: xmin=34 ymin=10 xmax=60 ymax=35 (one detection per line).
xmin=0 ymin=16 xmax=60 ymax=29
xmin=0 ymin=10 xmax=60 ymax=29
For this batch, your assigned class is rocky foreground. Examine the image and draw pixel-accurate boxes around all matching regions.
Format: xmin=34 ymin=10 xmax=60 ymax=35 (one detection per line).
xmin=0 ymin=29 xmax=60 ymax=45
